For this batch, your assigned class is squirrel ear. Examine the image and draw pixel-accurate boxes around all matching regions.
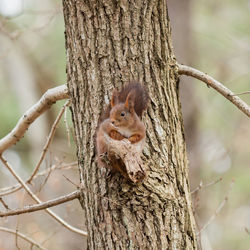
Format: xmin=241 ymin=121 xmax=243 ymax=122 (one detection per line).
xmin=111 ymin=90 xmax=119 ymax=108
xmin=125 ymin=90 xmax=135 ymax=113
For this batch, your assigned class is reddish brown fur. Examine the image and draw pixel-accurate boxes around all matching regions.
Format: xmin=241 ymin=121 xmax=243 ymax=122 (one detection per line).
xmin=99 ymin=82 xmax=149 ymax=124
xmin=96 ymin=82 xmax=148 ymax=178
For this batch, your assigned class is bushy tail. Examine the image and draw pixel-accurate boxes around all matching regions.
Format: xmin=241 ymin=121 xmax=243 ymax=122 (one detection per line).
xmin=99 ymin=81 xmax=149 ymax=124
xmin=118 ymin=81 xmax=149 ymax=118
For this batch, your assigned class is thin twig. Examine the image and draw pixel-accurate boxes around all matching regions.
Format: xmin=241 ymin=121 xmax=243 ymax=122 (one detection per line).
xmin=15 ymin=221 xmax=21 ymax=250
xmin=0 ymin=84 xmax=69 ymax=154
xmin=27 ymin=100 xmax=70 ymax=183
xmin=177 ymin=64 xmax=250 ymax=117
xmin=37 ymin=161 xmax=53 ymax=193
xmin=0 ymin=101 xmax=70 ymax=194
xmin=232 ymin=91 xmax=250 ymax=96
xmin=41 ymin=230 xmax=58 ymax=245
xmin=191 ymin=178 xmax=223 ymax=194
xmin=0 ymin=190 xmax=81 ymax=217
xmin=197 ymin=180 xmax=234 ymax=235
xmin=0 ymin=226 xmax=46 ymax=250
xmin=63 ymin=175 xmax=79 ymax=188
xmin=0 ymin=155 xmax=87 ymax=236
xmin=0 ymin=197 xmax=9 ymax=210
xmin=0 ymin=161 xmax=77 ymax=197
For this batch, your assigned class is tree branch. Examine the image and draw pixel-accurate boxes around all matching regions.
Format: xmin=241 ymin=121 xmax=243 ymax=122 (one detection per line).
xmin=0 ymin=190 xmax=80 ymax=217
xmin=0 ymin=226 xmax=46 ymax=250
xmin=27 ymin=100 xmax=70 ymax=183
xmin=177 ymin=64 xmax=250 ymax=117
xmin=0 ymin=84 xmax=69 ymax=154
xmin=233 ymin=91 xmax=250 ymax=96
xmin=197 ymin=180 xmax=234 ymax=235
xmin=0 ymin=197 xmax=9 ymax=210
xmin=191 ymin=178 xmax=223 ymax=194
xmin=0 ymin=161 xmax=77 ymax=197
xmin=0 ymin=155 xmax=87 ymax=236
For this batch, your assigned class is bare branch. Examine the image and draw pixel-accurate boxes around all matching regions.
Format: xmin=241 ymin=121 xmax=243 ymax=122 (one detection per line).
xmin=0 ymin=161 xmax=77 ymax=197
xmin=191 ymin=178 xmax=223 ymax=194
xmin=63 ymin=175 xmax=79 ymax=188
xmin=27 ymin=100 xmax=70 ymax=183
xmin=0 ymin=155 xmax=87 ymax=236
xmin=0 ymin=197 xmax=9 ymax=210
xmin=0 ymin=100 xmax=71 ymax=196
xmin=177 ymin=64 xmax=250 ymax=117
xmin=0 ymin=85 xmax=69 ymax=154
xmin=0 ymin=190 xmax=80 ymax=217
xmin=198 ymin=180 xmax=234 ymax=235
xmin=37 ymin=159 xmax=53 ymax=193
xmin=0 ymin=226 xmax=46 ymax=250
xmin=15 ymin=223 xmax=21 ymax=250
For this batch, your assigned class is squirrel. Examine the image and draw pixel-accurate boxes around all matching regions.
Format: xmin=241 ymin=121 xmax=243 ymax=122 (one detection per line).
xmin=96 ymin=82 xmax=148 ymax=177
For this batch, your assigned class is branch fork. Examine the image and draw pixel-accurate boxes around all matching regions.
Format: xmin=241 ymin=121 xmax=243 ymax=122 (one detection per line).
xmin=177 ymin=63 xmax=250 ymax=117
xmin=0 ymin=85 xmax=69 ymax=154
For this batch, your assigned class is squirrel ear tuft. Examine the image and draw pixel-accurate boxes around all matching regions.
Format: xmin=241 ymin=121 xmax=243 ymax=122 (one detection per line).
xmin=125 ymin=90 xmax=135 ymax=113
xmin=111 ymin=90 xmax=119 ymax=108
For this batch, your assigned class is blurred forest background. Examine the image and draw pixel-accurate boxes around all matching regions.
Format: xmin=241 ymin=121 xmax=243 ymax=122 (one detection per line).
xmin=0 ymin=0 xmax=249 ymax=249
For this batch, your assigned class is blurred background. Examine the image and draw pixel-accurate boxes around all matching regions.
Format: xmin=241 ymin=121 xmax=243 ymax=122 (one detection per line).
xmin=0 ymin=0 xmax=249 ymax=249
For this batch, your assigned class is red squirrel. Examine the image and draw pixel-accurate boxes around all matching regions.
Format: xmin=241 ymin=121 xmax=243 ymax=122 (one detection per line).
xmin=96 ymin=82 xmax=148 ymax=176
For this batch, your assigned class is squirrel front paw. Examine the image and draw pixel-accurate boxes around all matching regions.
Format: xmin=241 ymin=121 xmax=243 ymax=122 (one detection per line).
xmin=128 ymin=134 xmax=141 ymax=144
xmin=109 ymin=130 xmax=125 ymax=141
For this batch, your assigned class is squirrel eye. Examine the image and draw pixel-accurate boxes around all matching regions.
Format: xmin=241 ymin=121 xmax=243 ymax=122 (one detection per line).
xmin=120 ymin=111 xmax=125 ymax=117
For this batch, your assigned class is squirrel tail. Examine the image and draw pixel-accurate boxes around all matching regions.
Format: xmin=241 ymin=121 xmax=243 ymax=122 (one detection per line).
xmin=118 ymin=81 xmax=149 ymax=117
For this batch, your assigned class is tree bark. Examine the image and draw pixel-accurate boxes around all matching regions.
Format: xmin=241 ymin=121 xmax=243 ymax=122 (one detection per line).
xmin=63 ymin=0 xmax=197 ymax=249
xmin=168 ymin=0 xmax=202 ymax=187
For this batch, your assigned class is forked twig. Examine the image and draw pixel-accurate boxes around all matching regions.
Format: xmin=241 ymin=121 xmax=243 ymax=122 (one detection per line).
xmin=197 ymin=180 xmax=234 ymax=235
xmin=178 ymin=64 xmax=250 ymax=117
xmin=27 ymin=100 xmax=70 ymax=183
xmin=0 ymin=162 xmax=77 ymax=197
xmin=191 ymin=178 xmax=223 ymax=194
xmin=0 ymin=155 xmax=87 ymax=236
xmin=0 ymin=84 xmax=69 ymax=154
xmin=0 ymin=226 xmax=46 ymax=250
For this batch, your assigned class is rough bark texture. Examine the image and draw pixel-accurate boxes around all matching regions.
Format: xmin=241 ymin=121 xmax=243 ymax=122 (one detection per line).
xmin=168 ymin=0 xmax=202 ymax=187
xmin=63 ymin=0 xmax=197 ymax=249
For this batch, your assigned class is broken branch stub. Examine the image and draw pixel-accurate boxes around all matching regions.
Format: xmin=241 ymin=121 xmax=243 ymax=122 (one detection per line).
xmin=104 ymin=135 xmax=146 ymax=183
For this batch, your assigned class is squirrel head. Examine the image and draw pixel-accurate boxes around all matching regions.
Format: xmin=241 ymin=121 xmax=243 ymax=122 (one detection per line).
xmin=109 ymin=89 xmax=137 ymax=128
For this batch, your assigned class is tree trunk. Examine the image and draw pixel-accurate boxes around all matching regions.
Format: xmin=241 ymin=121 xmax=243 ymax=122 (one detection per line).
xmin=168 ymin=0 xmax=202 ymax=187
xmin=63 ymin=0 xmax=197 ymax=249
